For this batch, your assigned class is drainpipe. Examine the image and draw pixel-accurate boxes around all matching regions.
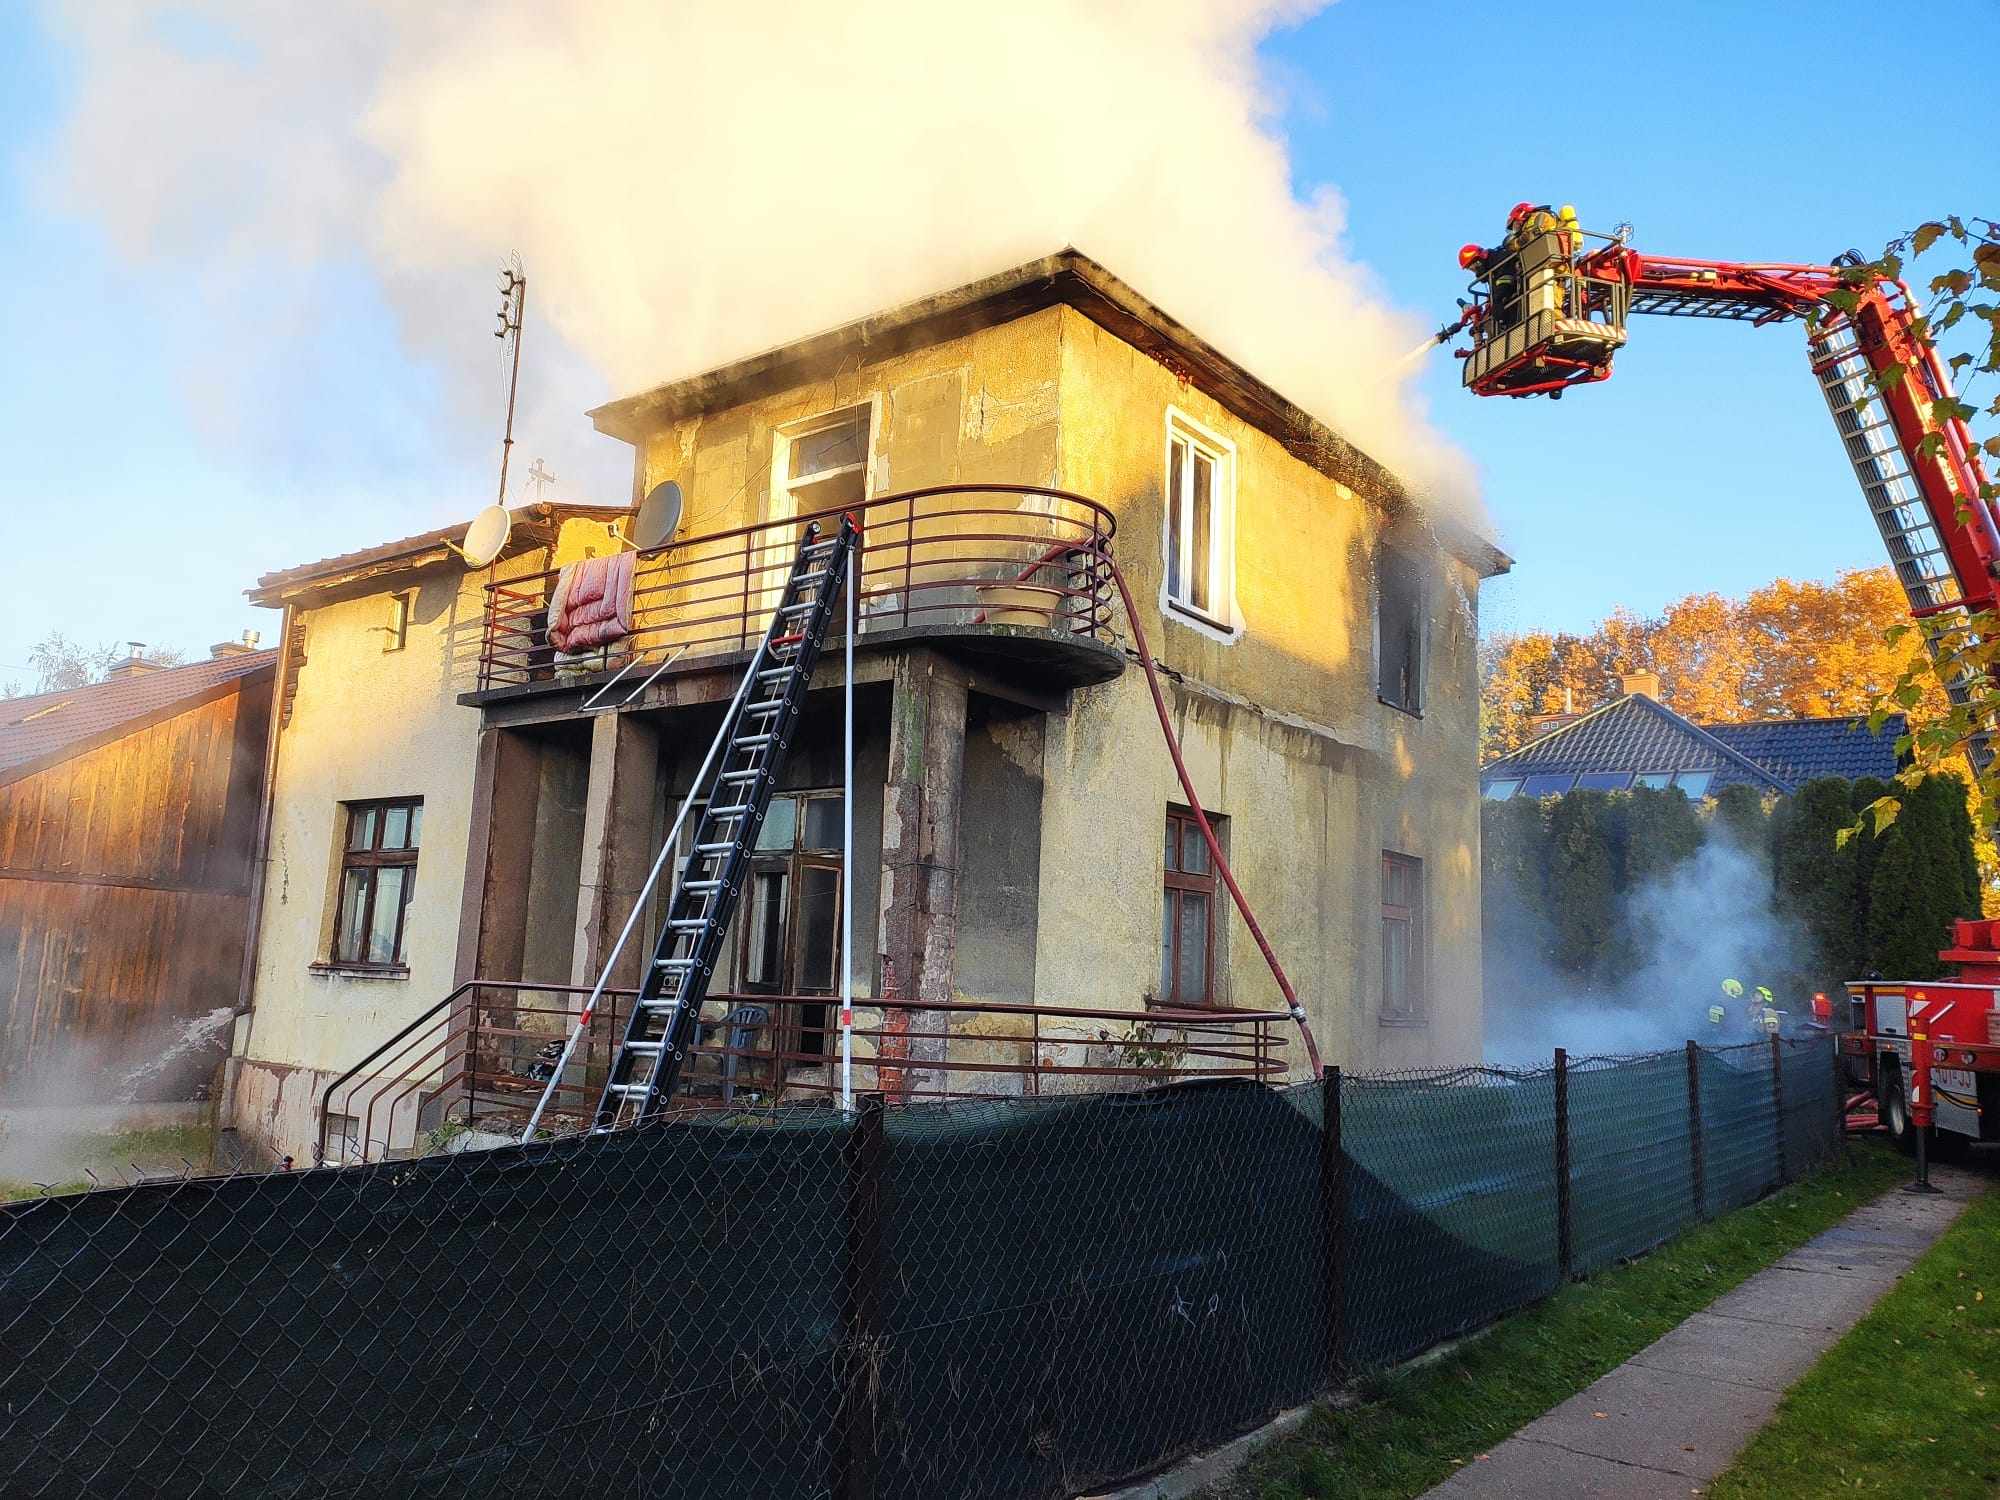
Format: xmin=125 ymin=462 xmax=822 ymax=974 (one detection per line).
xmin=221 ymin=601 xmax=295 ymax=1127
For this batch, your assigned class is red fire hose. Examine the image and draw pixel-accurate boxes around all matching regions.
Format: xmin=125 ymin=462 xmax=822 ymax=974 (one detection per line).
xmin=1102 ymin=556 xmax=1324 ymax=1078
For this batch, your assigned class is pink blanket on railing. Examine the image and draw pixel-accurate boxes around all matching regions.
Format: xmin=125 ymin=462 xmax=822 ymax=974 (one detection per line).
xmin=548 ymin=551 xmax=635 ymax=652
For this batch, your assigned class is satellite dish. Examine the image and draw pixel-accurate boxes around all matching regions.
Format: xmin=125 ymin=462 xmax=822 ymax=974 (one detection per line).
xmin=454 ymin=504 xmax=513 ymax=568
xmin=632 ymin=480 xmax=684 ymax=551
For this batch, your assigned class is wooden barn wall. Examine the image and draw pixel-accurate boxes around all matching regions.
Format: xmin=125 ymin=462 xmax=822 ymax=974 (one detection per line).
xmin=0 ymin=678 xmax=271 ymax=1098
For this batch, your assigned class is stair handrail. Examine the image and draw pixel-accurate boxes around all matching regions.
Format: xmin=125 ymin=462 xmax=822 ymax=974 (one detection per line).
xmin=316 ymin=981 xmax=474 ymax=1164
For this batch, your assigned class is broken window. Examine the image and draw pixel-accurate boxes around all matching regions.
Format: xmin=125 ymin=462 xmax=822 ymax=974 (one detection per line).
xmin=1164 ymin=411 xmax=1235 ymax=630
xmin=776 ymin=406 xmax=871 ymax=516
xmin=1161 ymin=808 xmax=1221 ymax=1006
xmin=1381 ymin=851 xmax=1424 ymax=1023
xmin=330 ymin=798 xmax=422 ymax=970
xmin=1377 ymin=543 xmax=1426 ymax=713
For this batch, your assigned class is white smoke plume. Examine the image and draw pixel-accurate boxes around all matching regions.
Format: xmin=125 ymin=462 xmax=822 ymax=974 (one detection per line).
xmin=1485 ymin=837 xmax=1814 ymax=1064
xmin=39 ymin=0 xmax=1476 ymax=514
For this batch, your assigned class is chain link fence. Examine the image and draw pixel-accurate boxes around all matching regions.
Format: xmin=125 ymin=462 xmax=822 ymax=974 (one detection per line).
xmin=0 ymin=1035 xmax=1843 ymax=1499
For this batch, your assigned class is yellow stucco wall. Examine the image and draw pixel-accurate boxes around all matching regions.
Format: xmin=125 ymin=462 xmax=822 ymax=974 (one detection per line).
xmin=1044 ymin=306 xmax=1483 ymax=1068
xmin=231 ymin=555 xmax=536 ymax=1156
xmin=616 ymin=303 xmax=1485 ymax=1072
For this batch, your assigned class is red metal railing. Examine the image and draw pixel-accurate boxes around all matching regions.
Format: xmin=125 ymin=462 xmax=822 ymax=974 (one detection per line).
xmin=476 ymin=483 xmax=1118 ymax=692
xmin=315 ymin=980 xmax=1289 ymax=1164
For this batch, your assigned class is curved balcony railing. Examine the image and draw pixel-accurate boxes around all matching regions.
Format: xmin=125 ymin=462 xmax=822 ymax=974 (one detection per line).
xmin=475 ymin=483 xmax=1121 ymax=695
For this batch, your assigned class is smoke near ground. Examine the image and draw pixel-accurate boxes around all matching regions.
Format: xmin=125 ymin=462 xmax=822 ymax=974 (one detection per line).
xmin=38 ymin=1 xmax=1477 ymax=517
xmin=1485 ymin=832 xmax=1813 ymax=1064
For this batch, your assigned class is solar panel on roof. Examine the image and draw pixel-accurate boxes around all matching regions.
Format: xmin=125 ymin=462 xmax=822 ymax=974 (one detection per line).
xmin=1574 ymin=772 xmax=1633 ymax=791
xmin=1520 ymin=773 xmax=1577 ymax=798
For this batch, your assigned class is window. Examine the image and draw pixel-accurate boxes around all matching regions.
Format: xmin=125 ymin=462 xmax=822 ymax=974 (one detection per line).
xmin=1672 ymin=770 xmax=1715 ymax=798
xmin=1161 ymin=808 xmax=1221 ymax=1006
xmin=775 ymin=406 xmax=871 ymax=517
xmin=1377 ymin=543 xmax=1426 ymax=713
xmin=382 ymin=592 xmax=411 ymax=653
xmin=1483 ymin=778 xmax=1522 ymax=800
xmin=1163 ymin=410 xmax=1236 ymax=631
xmin=1634 ymin=772 xmax=1673 ymax=790
xmin=1381 ymin=852 xmax=1425 ymax=1023
xmin=330 ymin=798 xmax=422 ymax=971
xmin=323 ymin=1113 xmax=362 ymax=1162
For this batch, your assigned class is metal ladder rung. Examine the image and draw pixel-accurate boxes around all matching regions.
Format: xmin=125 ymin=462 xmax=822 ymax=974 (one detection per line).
xmin=594 ymin=514 xmax=859 ymax=1130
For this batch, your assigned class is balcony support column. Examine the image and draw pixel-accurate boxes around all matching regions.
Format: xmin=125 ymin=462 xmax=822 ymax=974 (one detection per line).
xmin=876 ymin=649 xmax=969 ymax=1097
xmin=572 ymin=711 xmax=662 ymax=995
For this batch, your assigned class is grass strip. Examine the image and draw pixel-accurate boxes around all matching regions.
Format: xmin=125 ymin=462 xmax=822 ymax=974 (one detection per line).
xmin=1708 ymin=1176 xmax=1998 ymax=1499
xmin=1204 ymin=1137 xmax=1910 ymax=1500
xmin=0 ymin=1122 xmax=216 ymax=1202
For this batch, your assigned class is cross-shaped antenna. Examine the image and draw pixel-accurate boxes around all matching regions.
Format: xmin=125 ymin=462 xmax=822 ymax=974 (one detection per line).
xmin=525 ymin=457 xmax=558 ymax=501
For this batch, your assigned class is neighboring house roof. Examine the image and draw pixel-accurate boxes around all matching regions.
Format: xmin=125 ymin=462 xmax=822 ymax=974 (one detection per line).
xmin=0 ymin=651 xmax=277 ymax=778
xmin=248 ymin=501 xmax=631 ymax=607
xmin=1481 ymin=694 xmax=1907 ymax=798
xmin=587 ymin=248 xmax=1511 ymax=580
xmin=1482 ymin=694 xmax=1789 ymax=795
xmin=1701 ymin=715 xmax=1904 ymax=787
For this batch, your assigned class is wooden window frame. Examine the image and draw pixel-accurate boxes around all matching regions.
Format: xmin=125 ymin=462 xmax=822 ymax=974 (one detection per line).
xmin=1381 ymin=850 xmax=1425 ymax=1024
xmin=1161 ymin=807 xmax=1220 ymax=1008
xmin=325 ymin=797 xmax=423 ymax=974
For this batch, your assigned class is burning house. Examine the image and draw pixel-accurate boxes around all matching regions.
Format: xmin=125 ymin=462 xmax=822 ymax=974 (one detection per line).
xmin=222 ymin=251 xmax=1508 ymax=1163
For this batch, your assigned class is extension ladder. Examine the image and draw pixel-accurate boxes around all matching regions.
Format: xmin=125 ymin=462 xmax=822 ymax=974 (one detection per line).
xmin=1809 ymin=316 xmax=1991 ymax=769
xmin=593 ymin=515 xmax=861 ymax=1130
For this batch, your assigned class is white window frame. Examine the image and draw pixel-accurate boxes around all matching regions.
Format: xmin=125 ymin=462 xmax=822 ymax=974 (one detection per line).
xmin=770 ymin=399 xmax=879 ymax=523
xmin=1160 ymin=407 xmax=1240 ymax=640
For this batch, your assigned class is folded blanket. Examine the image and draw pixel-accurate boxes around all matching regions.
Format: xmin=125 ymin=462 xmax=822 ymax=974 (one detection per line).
xmin=548 ymin=550 xmax=634 ymax=652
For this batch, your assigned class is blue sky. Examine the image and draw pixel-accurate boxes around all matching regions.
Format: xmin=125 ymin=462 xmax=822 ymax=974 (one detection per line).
xmin=2 ymin=1 xmax=1996 ymax=683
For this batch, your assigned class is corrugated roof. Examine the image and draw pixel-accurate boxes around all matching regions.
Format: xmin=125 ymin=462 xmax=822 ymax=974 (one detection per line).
xmin=0 ymin=652 xmax=275 ymax=775
xmin=1483 ymin=694 xmax=1789 ymax=793
xmin=249 ymin=501 xmax=630 ymax=604
xmin=1702 ymin=714 xmax=1904 ymax=787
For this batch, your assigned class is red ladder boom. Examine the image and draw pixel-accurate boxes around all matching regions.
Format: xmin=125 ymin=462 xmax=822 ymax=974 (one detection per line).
xmin=1452 ymin=208 xmax=1999 ymax=745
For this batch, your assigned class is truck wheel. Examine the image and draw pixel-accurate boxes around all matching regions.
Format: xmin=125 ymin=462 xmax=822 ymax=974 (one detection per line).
xmin=1879 ymin=1064 xmax=1915 ymax=1156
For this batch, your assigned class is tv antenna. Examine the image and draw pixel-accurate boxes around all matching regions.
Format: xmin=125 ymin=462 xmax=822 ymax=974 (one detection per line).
xmin=524 ymin=457 xmax=558 ymax=502
xmin=493 ymin=259 xmax=526 ymax=506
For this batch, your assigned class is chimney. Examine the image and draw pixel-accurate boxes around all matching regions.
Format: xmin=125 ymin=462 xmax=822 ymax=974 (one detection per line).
xmin=1619 ymin=670 xmax=1662 ymax=700
xmin=106 ymin=642 xmax=162 ymax=681
xmin=209 ymin=629 xmax=262 ymax=660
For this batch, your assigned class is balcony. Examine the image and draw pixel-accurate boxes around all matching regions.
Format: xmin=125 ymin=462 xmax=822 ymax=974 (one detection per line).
xmin=471 ymin=483 xmax=1124 ymax=704
xmin=315 ymin=981 xmax=1293 ymax=1164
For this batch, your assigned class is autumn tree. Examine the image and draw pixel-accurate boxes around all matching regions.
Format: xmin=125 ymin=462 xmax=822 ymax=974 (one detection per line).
xmin=1482 ymin=568 xmax=1942 ymax=757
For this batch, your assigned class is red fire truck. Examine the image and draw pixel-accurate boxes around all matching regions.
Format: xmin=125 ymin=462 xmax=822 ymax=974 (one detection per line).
xmin=1846 ymin=920 xmax=2000 ymax=1156
xmin=1446 ymin=203 xmax=2000 ymax=1164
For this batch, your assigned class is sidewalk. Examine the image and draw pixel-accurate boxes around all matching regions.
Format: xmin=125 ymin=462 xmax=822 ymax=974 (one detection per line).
xmin=1420 ymin=1163 xmax=1982 ymax=1499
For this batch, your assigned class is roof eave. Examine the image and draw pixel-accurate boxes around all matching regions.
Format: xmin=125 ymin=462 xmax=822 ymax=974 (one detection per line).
xmin=586 ymin=250 xmax=1506 ymax=573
